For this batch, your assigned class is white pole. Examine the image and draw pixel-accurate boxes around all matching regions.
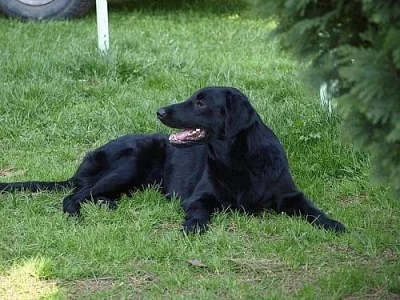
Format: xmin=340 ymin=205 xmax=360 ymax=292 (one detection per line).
xmin=96 ymin=0 xmax=109 ymax=53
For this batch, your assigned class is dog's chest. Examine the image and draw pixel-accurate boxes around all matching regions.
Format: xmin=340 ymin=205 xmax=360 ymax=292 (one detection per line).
xmin=209 ymin=164 xmax=269 ymax=211
xmin=217 ymin=183 xmax=270 ymax=212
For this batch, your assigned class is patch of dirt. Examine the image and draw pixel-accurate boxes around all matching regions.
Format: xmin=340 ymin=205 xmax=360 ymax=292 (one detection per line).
xmin=78 ymin=78 xmax=101 ymax=86
xmin=65 ymin=273 xmax=156 ymax=299
xmin=382 ymin=249 xmax=398 ymax=261
xmin=229 ymin=258 xmax=289 ymax=275
xmin=340 ymin=193 xmax=366 ymax=204
xmin=66 ymin=276 xmax=116 ymax=296
xmin=259 ymin=233 xmax=281 ymax=241
xmin=324 ymin=243 xmax=358 ymax=254
xmin=228 ymin=249 xmax=399 ymax=297
xmin=228 ymin=257 xmax=317 ymax=294
xmin=344 ymin=289 xmax=400 ymax=300
xmin=0 ymin=166 xmax=25 ymax=177
xmin=331 ymin=246 xmax=399 ymax=269
xmin=152 ymin=221 xmax=181 ymax=232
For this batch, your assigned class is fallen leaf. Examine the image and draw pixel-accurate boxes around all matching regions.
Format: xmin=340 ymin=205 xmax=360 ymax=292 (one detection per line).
xmin=186 ymin=259 xmax=207 ymax=268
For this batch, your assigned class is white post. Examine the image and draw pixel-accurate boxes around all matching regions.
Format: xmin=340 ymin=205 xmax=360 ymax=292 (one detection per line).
xmin=96 ymin=0 xmax=109 ymax=53
xmin=319 ymin=82 xmax=332 ymax=115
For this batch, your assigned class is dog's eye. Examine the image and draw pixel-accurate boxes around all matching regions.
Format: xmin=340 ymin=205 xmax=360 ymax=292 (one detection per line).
xmin=196 ymin=100 xmax=205 ymax=107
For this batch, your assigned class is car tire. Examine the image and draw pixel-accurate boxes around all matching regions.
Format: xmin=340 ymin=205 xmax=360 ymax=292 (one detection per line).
xmin=0 ymin=0 xmax=94 ymax=20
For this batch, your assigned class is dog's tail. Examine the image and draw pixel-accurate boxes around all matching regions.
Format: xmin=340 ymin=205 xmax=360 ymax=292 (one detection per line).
xmin=0 ymin=180 xmax=73 ymax=193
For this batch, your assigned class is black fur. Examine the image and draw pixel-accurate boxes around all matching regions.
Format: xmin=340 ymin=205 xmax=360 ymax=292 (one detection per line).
xmin=0 ymin=87 xmax=345 ymax=233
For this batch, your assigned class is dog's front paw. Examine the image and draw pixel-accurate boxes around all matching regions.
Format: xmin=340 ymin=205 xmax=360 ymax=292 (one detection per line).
xmin=62 ymin=196 xmax=81 ymax=216
xmin=182 ymin=218 xmax=208 ymax=235
xmin=323 ymin=219 xmax=346 ymax=233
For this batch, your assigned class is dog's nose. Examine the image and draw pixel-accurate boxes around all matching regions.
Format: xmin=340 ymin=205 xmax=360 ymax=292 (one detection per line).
xmin=157 ymin=108 xmax=167 ymax=120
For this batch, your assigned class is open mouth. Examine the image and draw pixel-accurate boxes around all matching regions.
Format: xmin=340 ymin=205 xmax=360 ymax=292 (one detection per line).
xmin=169 ymin=128 xmax=207 ymax=145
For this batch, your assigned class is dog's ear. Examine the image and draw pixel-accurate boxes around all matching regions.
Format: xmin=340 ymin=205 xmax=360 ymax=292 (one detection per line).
xmin=224 ymin=89 xmax=257 ymax=137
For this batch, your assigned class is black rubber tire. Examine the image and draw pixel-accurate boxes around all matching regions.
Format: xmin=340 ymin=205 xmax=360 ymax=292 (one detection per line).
xmin=0 ymin=0 xmax=94 ymax=20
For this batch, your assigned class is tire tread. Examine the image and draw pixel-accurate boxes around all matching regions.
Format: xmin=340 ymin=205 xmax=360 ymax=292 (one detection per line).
xmin=0 ymin=0 xmax=94 ymax=19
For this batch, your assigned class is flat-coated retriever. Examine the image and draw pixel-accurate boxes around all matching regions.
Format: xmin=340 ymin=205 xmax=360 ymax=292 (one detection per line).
xmin=0 ymin=87 xmax=345 ymax=233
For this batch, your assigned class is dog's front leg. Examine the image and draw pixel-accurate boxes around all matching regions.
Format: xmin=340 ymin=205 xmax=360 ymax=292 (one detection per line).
xmin=182 ymin=193 xmax=220 ymax=234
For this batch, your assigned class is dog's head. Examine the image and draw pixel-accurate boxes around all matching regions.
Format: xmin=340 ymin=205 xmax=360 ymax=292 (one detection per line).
xmin=157 ymin=87 xmax=257 ymax=146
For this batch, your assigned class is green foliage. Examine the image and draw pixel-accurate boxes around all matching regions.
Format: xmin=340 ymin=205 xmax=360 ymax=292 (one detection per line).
xmin=254 ymin=0 xmax=400 ymax=197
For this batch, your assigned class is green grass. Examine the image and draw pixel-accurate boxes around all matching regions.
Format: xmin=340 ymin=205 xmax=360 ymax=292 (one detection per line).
xmin=0 ymin=1 xmax=399 ymax=299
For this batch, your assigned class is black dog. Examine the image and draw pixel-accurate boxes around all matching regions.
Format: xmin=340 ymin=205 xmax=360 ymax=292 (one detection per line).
xmin=0 ymin=87 xmax=345 ymax=233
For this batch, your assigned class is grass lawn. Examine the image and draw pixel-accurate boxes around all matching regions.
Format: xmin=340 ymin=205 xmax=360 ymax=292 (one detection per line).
xmin=0 ymin=0 xmax=399 ymax=298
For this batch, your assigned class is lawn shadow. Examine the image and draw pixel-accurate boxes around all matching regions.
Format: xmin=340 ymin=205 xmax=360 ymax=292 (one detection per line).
xmin=107 ymin=0 xmax=249 ymax=15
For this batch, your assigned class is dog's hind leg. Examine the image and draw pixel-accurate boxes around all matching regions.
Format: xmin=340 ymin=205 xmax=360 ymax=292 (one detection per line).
xmin=277 ymin=192 xmax=346 ymax=233
xmin=62 ymin=193 xmax=119 ymax=215
xmin=62 ymin=167 xmax=137 ymax=215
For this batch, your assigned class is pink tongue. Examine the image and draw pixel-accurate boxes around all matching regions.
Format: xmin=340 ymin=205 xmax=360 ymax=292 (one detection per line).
xmin=175 ymin=129 xmax=193 ymax=140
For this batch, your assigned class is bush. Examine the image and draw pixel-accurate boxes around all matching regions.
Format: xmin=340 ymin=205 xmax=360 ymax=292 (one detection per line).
xmin=254 ymin=0 xmax=400 ymax=197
